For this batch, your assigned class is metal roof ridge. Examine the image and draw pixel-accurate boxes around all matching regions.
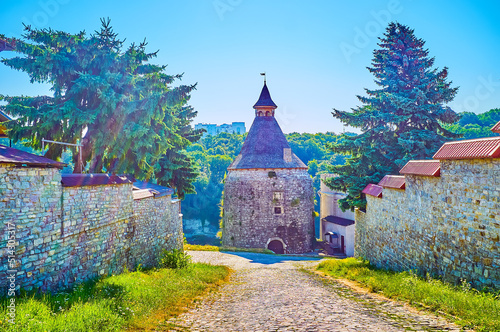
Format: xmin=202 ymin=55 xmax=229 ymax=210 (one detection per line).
xmin=441 ymin=136 xmax=500 ymax=145
xmin=362 ymin=183 xmax=383 ymax=198
xmin=433 ymin=136 xmax=500 ymax=160
xmin=378 ymin=175 xmax=406 ymax=190
xmin=400 ymin=159 xmax=441 ymax=177
xmin=403 ymin=159 xmax=438 ymax=163
xmin=491 ymin=121 xmax=500 ymax=133
xmin=0 ymin=144 xmax=66 ymax=169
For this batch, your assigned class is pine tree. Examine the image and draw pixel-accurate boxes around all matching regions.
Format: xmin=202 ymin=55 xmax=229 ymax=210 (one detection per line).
xmin=325 ymin=22 xmax=460 ymax=211
xmin=0 ymin=19 xmax=202 ymax=198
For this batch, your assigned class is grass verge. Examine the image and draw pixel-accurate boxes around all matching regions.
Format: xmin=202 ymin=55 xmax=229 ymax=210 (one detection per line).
xmin=317 ymin=257 xmax=500 ymax=331
xmin=185 ymin=244 xmax=274 ymax=254
xmin=0 ymin=263 xmax=229 ymax=331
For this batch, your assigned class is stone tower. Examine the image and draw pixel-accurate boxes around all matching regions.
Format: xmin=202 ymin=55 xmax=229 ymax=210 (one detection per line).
xmin=221 ymin=81 xmax=314 ymax=254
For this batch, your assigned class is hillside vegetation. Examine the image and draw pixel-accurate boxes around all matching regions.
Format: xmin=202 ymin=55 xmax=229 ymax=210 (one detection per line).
xmin=442 ymin=108 xmax=500 ymax=140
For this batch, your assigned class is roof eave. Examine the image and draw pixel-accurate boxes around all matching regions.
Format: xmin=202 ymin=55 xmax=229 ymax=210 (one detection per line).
xmin=0 ymin=161 xmax=66 ymax=169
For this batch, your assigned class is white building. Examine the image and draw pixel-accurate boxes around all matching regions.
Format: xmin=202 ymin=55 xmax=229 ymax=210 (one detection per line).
xmin=319 ymin=174 xmax=355 ymax=257
xmin=195 ymin=122 xmax=246 ymax=137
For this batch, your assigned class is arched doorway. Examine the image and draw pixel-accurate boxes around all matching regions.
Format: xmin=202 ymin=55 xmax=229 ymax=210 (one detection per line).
xmin=267 ymin=240 xmax=284 ymax=254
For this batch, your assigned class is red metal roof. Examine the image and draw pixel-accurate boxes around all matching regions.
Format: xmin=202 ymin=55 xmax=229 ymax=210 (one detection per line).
xmin=362 ymin=184 xmax=383 ymax=198
xmin=491 ymin=121 xmax=500 ymax=134
xmin=132 ymin=189 xmax=154 ymax=200
xmin=0 ymin=144 xmax=65 ymax=168
xmin=321 ymin=215 xmax=355 ymax=226
xmin=0 ymin=111 xmax=10 ymax=122
xmin=61 ymin=174 xmax=133 ymax=187
xmin=378 ymin=175 xmax=405 ymax=189
xmin=0 ymin=111 xmax=11 ymax=138
xmin=399 ymin=160 xmax=441 ymax=177
xmin=433 ymin=137 xmax=500 ymax=160
xmin=133 ymin=180 xmax=174 ymax=198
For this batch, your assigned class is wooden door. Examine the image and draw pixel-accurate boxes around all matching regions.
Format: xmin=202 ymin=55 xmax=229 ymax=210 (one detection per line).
xmin=268 ymin=240 xmax=284 ymax=254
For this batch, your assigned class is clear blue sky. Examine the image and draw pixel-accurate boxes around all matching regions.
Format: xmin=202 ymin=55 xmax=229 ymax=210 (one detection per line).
xmin=1 ymin=0 xmax=499 ymax=134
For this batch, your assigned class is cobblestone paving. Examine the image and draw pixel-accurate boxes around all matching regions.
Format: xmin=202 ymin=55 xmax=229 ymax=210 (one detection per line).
xmin=161 ymin=251 xmax=464 ymax=332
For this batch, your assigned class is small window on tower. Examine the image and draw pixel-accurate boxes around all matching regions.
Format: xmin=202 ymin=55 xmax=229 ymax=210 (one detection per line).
xmin=274 ymin=207 xmax=282 ymax=214
xmin=273 ymin=192 xmax=283 ymax=200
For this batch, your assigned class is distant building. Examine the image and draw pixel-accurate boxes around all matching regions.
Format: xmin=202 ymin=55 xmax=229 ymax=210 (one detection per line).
xmin=222 ymin=81 xmax=314 ymax=254
xmin=195 ymin=122 xmax=246 ymax=137
xmin=319 ymin=174 xmax=355 ymax=257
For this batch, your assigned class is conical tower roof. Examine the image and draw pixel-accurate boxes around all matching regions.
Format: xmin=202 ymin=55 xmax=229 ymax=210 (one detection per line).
xmin=229 ymin=82 xmax=306 ymax=170
xmin=253 ymin=82 xmax=277 ymax=108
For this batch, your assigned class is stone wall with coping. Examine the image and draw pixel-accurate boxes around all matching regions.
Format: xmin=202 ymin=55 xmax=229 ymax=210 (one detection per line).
xmin=130 ymin=196 xmax=183 ymax=268
xmin=222 ymin=168 xmax=314 ymax=254
xmin=355 ymin=158 xmax=500 ymax=288
xmin=0 ymin=165 xmax=183 ymax=293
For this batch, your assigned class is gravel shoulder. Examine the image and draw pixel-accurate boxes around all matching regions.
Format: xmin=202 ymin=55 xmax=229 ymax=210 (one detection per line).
xmin=161 ymin=251 xmax=463 ymax=332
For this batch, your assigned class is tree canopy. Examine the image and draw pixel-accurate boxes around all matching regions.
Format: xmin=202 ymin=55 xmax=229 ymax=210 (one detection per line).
xmin=442 ymin=108 xmax=500 ymax=140
xmin=325 ymin=22 xmax=460 ymax=211
xmin=0 ymin=19 xmax=201 ymax=198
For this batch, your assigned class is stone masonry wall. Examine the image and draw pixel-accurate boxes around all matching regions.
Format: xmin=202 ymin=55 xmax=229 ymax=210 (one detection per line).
xmin=130 ymin=197 xmax=183 ymax=268
xmin=222 ymin=168 xmax=314 ymax=254
xmin=0 ymin=165 xmax=182 ymax=293
xmin=356 ymin=159 xmax=500 ymax=288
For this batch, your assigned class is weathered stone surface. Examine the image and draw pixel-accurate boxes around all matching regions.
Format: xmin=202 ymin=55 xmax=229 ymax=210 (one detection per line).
xmin=0 ymin=165 xmax=183 ymax=293
xmin=165 ymin=251 xmax=463 ymax=332
xmin=356 ymin=158 xmax=500 ymax=289
xmin=222 ymin=168 xmax=314 ymax=254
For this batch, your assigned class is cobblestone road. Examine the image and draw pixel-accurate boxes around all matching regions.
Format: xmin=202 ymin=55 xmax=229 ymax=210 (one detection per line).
xmin=162 ymin=251 xmax=463 ymax=332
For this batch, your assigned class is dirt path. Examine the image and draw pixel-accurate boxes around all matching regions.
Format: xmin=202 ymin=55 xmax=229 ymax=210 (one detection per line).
xmin=162 ymin=251 xmax=462 ymax=332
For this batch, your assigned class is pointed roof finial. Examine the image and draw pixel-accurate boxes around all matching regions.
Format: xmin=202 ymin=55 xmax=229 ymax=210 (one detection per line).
xmin=254 ymin=75 xmax=277 ymax=109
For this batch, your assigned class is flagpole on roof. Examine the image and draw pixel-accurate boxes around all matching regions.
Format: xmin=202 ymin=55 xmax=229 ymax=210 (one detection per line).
xmin=260 ymin=72 xmax=266 ymax=84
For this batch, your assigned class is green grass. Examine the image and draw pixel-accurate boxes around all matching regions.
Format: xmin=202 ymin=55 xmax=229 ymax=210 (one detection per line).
xmin=184 ymin=244 xmax=222 ymax=252
xmin=317 ymin=258 xmax=500 ymax=331
xmin=185 ymin=243 xmax=274 ymax=254
xmin=0 ymin=263 xmax=229 ymax=331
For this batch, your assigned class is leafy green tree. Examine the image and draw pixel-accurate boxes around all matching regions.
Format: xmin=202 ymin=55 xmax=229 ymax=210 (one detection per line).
xmin=208 ymin=155 xmax=233 ymax=182
xmin=442 ymin=108 xmax=500 ymax=140
xmin=182 ymin=133 xmax=244 ymax=227
xmin=479 ymin=108 xmax=500 ymax=127
xmin=0 ymin=20 xmax=201 ymax=197
xmin=325 ymin=22 xmax=460 ymax=211
xmin=287 ymin=132 xmax=341 ymax=164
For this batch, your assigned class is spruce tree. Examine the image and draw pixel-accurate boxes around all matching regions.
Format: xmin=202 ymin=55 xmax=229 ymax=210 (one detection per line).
xmin=325 ymin=22 xmax=460 ymax=211
xmin=0 ymin=19 xmax=202 ymax=198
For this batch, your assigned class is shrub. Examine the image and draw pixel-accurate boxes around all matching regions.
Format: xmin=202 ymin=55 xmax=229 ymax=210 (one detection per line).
xmin=159 ymin=249 xmax=191 ymax=269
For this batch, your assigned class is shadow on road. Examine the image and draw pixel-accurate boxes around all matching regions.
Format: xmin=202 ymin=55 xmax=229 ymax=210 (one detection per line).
xmin=220 ymin=251 xmax=322 ymax=265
